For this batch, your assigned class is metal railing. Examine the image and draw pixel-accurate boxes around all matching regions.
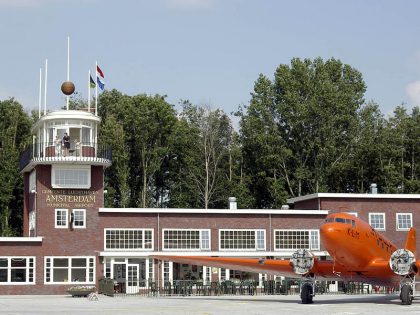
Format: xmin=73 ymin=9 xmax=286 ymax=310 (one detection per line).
xmin=19 ymin=142 xmax=112 ymax=170
xmin=101 ymin=279 xmax=395 ymax=297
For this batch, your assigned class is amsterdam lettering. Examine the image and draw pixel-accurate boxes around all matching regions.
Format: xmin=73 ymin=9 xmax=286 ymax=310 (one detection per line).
xmin=42 ymin=189 xmax=97 ymax=208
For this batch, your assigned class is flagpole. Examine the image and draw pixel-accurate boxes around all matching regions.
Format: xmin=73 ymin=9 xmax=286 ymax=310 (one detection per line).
xmin=44 ymin=59 xmax=48 ymax=115
xmin=95 ymin=60 xmax=98 ymax=116
xmin=38 ymin=68 xmax=42 ymax=118
xmin=88 ymin=70 xmax=91 ymax=112
xmin=66 ymin=36 xmax=70 ymax=110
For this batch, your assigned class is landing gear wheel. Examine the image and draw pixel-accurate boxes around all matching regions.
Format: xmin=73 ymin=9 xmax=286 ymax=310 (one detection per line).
xmin=401 ymin=284 xmax=413 ymax=305
xmin=300 ymin=283 xmax=313 ymax=304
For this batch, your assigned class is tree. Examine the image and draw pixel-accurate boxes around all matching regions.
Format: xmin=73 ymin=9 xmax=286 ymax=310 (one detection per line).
xmin=0 ymin=98 xmax=32 ymax=236
xmin=100 ymin=114 xmax=130 ymax=207
xmin=239 ymin=58 xmax=367 ymax=207
xmin=273 ymin=57 xmax=366 ymax=195
xmin=238 ymin=74 xmax=288 ymax=208
xmin=178 ymin=102 xmax=234 ymax=209
xmin=98 ymin=90 xmax=177 ymax=208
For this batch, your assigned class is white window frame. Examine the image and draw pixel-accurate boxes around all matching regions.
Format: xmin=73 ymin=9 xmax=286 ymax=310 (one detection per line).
xmin=72 ymin=209 xmax=86 ymax=229
xmin=55 ymin=209 xmax=68 ymax=228
xmin=51 ymin=165 xmax=91 ymax=189
xmin=396 ymin=213 xmax=413 ymax=231
xmin=162 ymin=229 xmax=211 ymax=251
xmin=274 ymin=229 xmax=320 ymax=251
xmin=219 ymin=229 xmax=266 ymax=251
xmin=44 ymin=256 xmax=95 ymax=284
xmin=0 ymin=257 xmax=36 ymax=285
xmin=29 ymin=211 xmax=36 ymax=232
xmin=29 ymin=170 xmax=36 ymax=192
xmin=346 ymin=212 xmax=358 ymax=217
xmin=369 ymin=212 xmax=386 ymax=231
xmin=104 ymin=228 xmax=154 ymax=251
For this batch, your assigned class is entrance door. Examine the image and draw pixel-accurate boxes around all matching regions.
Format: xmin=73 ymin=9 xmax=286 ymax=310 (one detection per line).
xmin=126 ymin=264 xmax=139 ymax=294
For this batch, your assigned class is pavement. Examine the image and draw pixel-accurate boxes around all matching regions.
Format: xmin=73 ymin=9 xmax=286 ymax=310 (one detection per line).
xmin=0 ymin=294 xmax=420 ymax=315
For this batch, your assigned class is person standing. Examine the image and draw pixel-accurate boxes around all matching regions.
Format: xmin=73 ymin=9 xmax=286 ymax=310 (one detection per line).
xmin=63 ymin=132 xmax=70 ymax=156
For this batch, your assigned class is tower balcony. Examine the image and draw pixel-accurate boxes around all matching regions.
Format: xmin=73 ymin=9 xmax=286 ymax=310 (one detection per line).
xmin=20 ymin=142 xmax=112 ymax=172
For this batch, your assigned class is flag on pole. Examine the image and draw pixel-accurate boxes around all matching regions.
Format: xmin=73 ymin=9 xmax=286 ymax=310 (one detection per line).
xmin=90 ymin=75 xmax=96 ymax=88
xmin=96 ymin=65 xmax=105 ymax=90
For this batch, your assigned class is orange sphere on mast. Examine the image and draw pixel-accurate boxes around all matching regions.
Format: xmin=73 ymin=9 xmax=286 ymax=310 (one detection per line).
xmin=61 ymin=81 xmax=75 ymax=95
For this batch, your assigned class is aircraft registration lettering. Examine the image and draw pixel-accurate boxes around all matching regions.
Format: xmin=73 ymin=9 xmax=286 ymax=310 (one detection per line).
xmin=347 ymin=227 xmax=360 ymax=239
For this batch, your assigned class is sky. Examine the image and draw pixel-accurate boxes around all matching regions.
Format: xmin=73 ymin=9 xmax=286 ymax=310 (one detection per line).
xmin=1 ymin=0 xmax=420 ymax=119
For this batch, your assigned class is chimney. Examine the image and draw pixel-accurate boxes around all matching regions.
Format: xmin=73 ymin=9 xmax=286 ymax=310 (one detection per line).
xmin=370 ymin=183 xmax=378 ymax=194
xmin=228 ymin=197 xmax=237 ymax=210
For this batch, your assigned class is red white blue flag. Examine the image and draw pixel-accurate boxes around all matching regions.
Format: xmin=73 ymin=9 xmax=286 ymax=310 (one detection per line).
xmin=96 ymin=65 xmax=105 ymax=90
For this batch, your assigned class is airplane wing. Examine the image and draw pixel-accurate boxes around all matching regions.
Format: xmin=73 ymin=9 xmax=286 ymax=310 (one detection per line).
xmin=153 ymin=255 xmax=297 ymax=278
xmin=152 ymin=255 xmax=342 ymax=280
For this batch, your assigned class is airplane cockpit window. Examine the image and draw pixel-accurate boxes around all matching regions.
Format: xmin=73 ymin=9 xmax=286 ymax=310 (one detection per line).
xmin=326 ymin=217 xmax=356 ymax=226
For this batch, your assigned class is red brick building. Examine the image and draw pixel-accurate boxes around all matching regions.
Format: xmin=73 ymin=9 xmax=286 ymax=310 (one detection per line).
xmin=0 ymin=109 xmax=419 ymax=294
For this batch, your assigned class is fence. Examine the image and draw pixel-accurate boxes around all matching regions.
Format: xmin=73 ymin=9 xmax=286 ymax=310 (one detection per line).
xmin=98 ymin=278 xmax=395 ymax=297
xmin=19 ymin=142 xmax=112 ymax=171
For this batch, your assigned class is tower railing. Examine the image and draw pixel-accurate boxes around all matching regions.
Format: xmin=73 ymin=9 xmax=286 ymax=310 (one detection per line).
xmin=19 ymin=142 xmax=112 ymax=171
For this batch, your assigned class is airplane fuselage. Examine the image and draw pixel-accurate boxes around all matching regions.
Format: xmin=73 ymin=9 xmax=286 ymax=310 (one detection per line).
xmin=320 ymin=213 xmax=401 ymax=286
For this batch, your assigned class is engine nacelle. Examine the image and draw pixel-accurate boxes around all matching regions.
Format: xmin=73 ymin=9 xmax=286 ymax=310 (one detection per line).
xmin=389 ymin=249 xmax=416 ymax=276
xmin=290 ymin=249 xmax=314 ymax=275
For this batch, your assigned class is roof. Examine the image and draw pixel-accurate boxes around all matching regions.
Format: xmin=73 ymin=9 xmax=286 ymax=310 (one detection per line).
xmin=287 ymin=193 xmax=420 ymax=204
xmin=99 ymin=208 xmax=328 ymax=215
xmin=0 ymin=237 xmax=43 ymax=242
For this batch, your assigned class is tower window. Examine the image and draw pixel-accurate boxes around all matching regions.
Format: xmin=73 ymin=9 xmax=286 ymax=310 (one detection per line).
xmin=51 ymin=165 xmax=91 ymax=189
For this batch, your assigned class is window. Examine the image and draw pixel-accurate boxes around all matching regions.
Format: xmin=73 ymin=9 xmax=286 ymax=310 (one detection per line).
xmin=105 ymin=229 xmax=154 ymax=250
xmin=219 ymin=229 xmax=266 ymax=251
xmin=82 ymin=127 xmax=91 ymax=145
xmin=29 ymin=170 xmax=36 ymax=192
xmin=45 ymin=257 xmax=95 ymax=284
xmin=55 ymin=209 xmax=68 ymax=228
xmin=274 ymin=230 xmax=320 ymax=250
xmin=369 ymin=213 xmax=385 ymax=231
xmin=51 ymin=165 xmax=91 ymax=189
xmin=200 ymin=230 xmax=210 ymax=250
xmin=163 ymin=229 xmax=211 ymax=250
xmin=29 ymin=211 xmax=36 ymax=232
xmin=396 ymin=213 xmax=413 ymax=231
xmin=72 ymin=209 xmax=86 ymax=228
xmin=0 ymin=257 xmax=35 ymax=285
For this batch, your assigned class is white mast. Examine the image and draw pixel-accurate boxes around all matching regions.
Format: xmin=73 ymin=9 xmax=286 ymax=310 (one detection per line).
xmin=44 ymin=59 xmax=48 ymax=115
xmin=95 ymin=60 xmax=98 ymax=116
xmin=88 ymin=70 xmax=91 ymax=112
xmin=38 ymin=68 xmax=42 ymax=118
xmin=66 ymin=36 xmax=70 ymax=110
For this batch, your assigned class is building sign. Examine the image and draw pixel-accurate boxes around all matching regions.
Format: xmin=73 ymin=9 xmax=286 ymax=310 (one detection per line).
xmin=41 ymin=189 xmax=97 ymax=208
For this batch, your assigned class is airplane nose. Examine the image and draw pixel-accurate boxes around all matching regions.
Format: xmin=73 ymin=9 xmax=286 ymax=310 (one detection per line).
xmin=320 ymin=223 xmax=344 ymax=248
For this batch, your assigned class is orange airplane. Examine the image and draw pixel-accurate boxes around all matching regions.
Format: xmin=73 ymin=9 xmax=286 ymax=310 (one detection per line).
xmin=155 ymin=212 xmax=420 ymax=305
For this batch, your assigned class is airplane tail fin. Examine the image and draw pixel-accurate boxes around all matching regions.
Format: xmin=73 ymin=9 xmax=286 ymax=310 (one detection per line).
xmin=404 ymin=227 xmax=417 ymax=256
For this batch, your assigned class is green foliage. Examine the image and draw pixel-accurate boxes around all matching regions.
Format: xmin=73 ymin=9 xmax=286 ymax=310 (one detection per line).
xmin=0 ymin=98 xmax=32 ymax=236
xmin=99 ymin=90 xmax=177 ymax=208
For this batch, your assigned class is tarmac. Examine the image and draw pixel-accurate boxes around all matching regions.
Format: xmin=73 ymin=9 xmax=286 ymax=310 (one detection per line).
xmin=0 ymin=294 xmax=420 ymax=315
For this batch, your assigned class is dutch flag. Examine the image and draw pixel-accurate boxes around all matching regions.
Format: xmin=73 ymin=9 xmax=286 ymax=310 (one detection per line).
xmin=96 ymin=65 xmax=105 ymax=90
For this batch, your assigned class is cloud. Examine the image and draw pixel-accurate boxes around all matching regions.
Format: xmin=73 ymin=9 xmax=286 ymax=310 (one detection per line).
xmin=405 ymin=81 xmax=420 ymax=106
xmin=164 ymin=0 xmax=214 ymax=10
